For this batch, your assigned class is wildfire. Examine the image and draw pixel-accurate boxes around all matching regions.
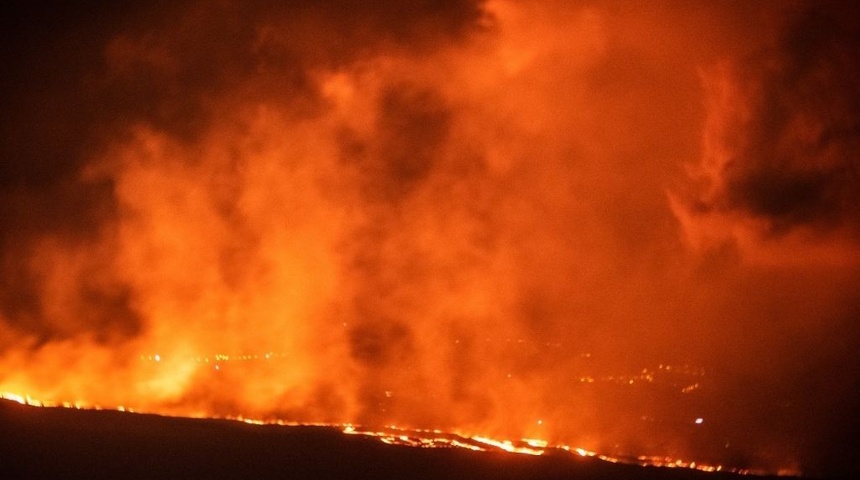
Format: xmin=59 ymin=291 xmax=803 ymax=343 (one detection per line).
xmin=0 ymin=390 xmax=768 ymax=476
xmin=1 ymin=3 xmax=855 ymax=479
xmin=1 ymin=391 xmax=104 ymax=411
xmin=4 ymin=351 xmax=791 ymax=475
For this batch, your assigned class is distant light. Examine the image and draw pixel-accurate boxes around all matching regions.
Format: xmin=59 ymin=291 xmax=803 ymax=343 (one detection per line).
xmin=154 ymin=354 xmax=161 ymax=362
xmin=695 ymin=417 xmax=703 ymax=424
xmin=537 ymin=419 xmax=543 ymax=425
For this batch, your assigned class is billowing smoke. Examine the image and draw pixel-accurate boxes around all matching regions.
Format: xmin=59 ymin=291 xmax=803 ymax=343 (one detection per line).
xmin=2 ymin=1 xmax=858 ymax=476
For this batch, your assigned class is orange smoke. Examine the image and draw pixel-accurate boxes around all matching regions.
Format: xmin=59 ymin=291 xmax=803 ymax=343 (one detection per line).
xmin=1 ymin=1 xmax=859 ymax=477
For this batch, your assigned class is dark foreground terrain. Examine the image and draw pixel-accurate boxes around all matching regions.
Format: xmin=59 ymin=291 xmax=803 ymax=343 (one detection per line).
xmin=0 ymin=399 xmax=788 ymax=480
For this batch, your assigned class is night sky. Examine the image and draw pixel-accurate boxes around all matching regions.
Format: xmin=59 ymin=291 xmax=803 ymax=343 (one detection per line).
xmin=2 ymin=1 xmax=859 ymax=477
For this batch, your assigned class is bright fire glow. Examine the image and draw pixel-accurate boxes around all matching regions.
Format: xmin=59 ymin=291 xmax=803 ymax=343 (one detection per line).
xmin=2 ymin=391 xmax=762 ymax=475
xmin=1 ymin=2 xmax=856 ymax=479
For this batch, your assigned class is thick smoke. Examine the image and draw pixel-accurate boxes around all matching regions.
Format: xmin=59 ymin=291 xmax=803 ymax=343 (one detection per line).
xmin=2 ymin=1 xmax=859 ymax=476
xmin=672 ymin=1 xmax=860 ymax=474
xmin=677 ymin=1 xmax=860 ymax=249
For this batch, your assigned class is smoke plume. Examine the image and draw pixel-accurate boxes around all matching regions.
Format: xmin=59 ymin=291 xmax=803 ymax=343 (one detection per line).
xmin=2 ymin=1 xmax=858 ymax=476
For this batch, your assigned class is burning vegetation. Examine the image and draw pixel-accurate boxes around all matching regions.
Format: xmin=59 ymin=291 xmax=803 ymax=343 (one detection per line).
xmin=1 ymin=1 xmax=858 ymax=477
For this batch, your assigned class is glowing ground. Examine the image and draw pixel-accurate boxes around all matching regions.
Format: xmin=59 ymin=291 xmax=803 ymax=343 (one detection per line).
xmin=1 ymin=397 xmax=791 ymax=480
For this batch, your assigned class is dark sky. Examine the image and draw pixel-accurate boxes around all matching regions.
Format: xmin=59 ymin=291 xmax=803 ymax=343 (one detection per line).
xmin=1 ymin=1 xmax=859 ymax=476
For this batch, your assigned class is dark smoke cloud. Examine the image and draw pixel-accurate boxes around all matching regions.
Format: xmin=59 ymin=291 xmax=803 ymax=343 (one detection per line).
xmin=673 ymin=2 xmax=860 ymax=474
xmin=0 ymin=1 xmax=141 ymax=341
xmin=681 ymin=1 xmax=860 ymax=242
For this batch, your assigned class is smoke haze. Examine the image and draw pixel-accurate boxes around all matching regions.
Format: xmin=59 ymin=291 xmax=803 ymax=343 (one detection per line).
xmin=2 ymin=1 xmax=858 ymax=476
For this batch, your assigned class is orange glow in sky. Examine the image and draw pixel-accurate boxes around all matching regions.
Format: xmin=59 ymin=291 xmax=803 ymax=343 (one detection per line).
xmin=1 ymin=1 xmax=858 ymax=477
